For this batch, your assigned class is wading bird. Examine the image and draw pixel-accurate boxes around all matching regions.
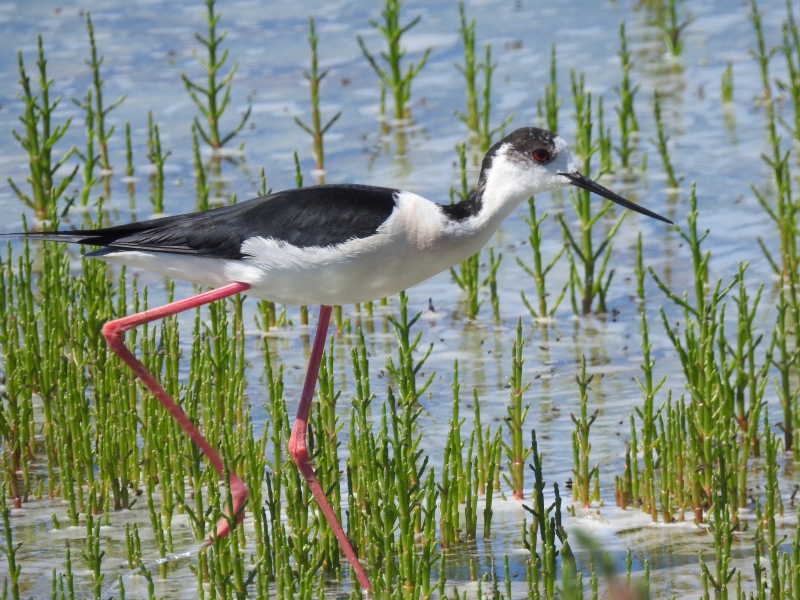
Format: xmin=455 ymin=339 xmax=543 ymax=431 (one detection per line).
xmin=8 ymin=127 xmax=671 ymax=591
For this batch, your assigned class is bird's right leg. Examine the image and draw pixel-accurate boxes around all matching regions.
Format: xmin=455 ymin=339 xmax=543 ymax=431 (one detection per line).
xmin=288 ymin=305 xmax=372 ymax=591
xmin=102 ymin=281 xmax=251 ymax=542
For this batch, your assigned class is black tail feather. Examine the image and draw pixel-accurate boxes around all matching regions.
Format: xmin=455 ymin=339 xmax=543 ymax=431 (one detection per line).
xmin=0 ymin=231 xmax=109 ymax=245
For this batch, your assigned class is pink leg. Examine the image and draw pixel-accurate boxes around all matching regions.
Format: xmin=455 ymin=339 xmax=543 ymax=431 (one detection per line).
xmin=102 ymin=282 xmax=251 ymax=542
xmin=288 ymin=305 xmax=372 ymax=591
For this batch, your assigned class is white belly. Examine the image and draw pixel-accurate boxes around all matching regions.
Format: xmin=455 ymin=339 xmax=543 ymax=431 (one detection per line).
xmin=98 ymin=230 xmax=483 ymax=305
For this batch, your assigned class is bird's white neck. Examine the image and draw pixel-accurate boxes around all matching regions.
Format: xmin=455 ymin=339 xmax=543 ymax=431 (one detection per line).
xmin=476 ymin=163 xmax=531 ymax=227
xmin=469 ymin=156 xmax=531 ymax=232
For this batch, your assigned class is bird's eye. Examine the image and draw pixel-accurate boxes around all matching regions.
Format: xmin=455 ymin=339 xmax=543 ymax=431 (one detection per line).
xmin=532 ymin=148 xmax=550 ymax=163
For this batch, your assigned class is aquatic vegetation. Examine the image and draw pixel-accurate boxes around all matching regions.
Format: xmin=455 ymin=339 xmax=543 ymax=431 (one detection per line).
xmin=777 ymin=8 xmax=800 ymax=140
xmin=721 ymin=60 xmax=734 ymax=103
xmin=659 ymin=0 xmax=695 ymax=57
xmin=0 ymin=485 xmax=21 ymax=600
xmin=615 ymin=23 xmax=639 ymax=169
xmin=4 ymin=1 xmax=800 ymax=599
xmin=650 ymin=91 xmax=682 ymax=189
xmin=561 ymin=72 xmax=626 ymax=315
xmin=8 ymin=36 xmax=77 ymax=219
xmin=357 ymin=0 xmax=430 ymax=122
xmin=538 ymin=45 xmax=561 ymax=134
xmin=502 ymin=320 xmax=531 ymax=500
xmin=570 ymin=357 xmax=599 ymax=508
xmin=294 ymin=17 xmax=341 ymax=182
xmin=146 ymin=111 xmax=169 ymax=214
xmin=749 ymin=0 xmax=775 ymax=105
xmin=180 ymin=0 xmax=251 ymax=151
xmin=191 ymin=123 xmax=209 ymax=211
xmin=449 ymin=144 xmax=482 ymax=318
xmin=80 ymin=13 xmax=126 ymax=175
xmin=518 ymin=198 xmax=568 ymax=320
xmin=455 ymin=2 xmax=513 ymax=152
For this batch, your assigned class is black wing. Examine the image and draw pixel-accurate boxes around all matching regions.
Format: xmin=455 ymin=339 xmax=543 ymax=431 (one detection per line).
xmin=6 ymin=184 xmax=399 ymax=260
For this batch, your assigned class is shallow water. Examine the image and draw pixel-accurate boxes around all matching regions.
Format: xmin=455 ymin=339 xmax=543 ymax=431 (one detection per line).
xmin=0 ymin=0 xmax=796 ymax=598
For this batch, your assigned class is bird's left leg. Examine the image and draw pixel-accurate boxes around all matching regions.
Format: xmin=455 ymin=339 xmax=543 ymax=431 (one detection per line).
xmin=102 ymin=281 xmax=251 ymax=542
xmin=288 ymin=305 xmax=372 ymax=591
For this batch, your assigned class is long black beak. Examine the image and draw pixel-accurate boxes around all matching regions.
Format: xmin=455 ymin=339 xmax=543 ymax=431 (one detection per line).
xmin=559 ymin=171 xmax=673 ymax=225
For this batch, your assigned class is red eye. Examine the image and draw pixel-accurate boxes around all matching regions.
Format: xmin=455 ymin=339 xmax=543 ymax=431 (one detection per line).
xmin=533 ymin=148 xmax=550 ymax=163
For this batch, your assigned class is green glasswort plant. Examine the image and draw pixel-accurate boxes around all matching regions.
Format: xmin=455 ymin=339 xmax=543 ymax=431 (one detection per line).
xmin=146 ymin=111 xmax=170 ymax=214
xmin=9 ymin=36 xmax=77 ymax=219
xmin=615 ymin=23 xmax=639 ymax=169
xmin=649 ymin=185 xmax=740 ymax=518
xmin=749 ymin=0 xmax=777 ymax=107
xmin=0 ymin=484 xmax=21 ymax=600
xmin=181 ymin=0 xmax=251 ymax=151
xmin=571 ymin=356 xmax=599 ymax=507
xmin=523 ymin=430 xmax=574 ymax=600
xmin=721 ymin=60 xmax=734 ymax=104
xmin=659 ymin=0 xmax=695 ymax=57
xmin=81 ymin=13 xmax=126 ymax=173
xmin=538 ymin=44 xmax=561 ymax=133
xmin=502 ymin=320 xmax=530 ymax=500
xmin=560 ymin=72 xmax=626 ymax=315
xmin=517 ymin=197 xmax=568 ymax=320
xmin=454 ymin=2 xmax=513 ymax=152
xmin=192 ymin=123 xmax=210 ymax=211
xmin=632 ymin=234 xmax=666 ymax=518
xmin=651 ymin=90 xmax=682 ymax=189
xmin=597 ymin=96 xmax=612 ymax=174
xmin=777 ymin=6 xmax=800 ymax=140
xmin=357 ymin=0 xmax=431 ymax=121
xmin=72 ymin=88 xmax=100 ymax=207
xmin=294 ymin=17 xmax=341 ymax=183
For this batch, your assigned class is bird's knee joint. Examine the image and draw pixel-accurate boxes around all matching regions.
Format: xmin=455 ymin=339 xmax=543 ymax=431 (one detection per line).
xmin=288 ymin=440 xmax=310 ymax=465
xmin=102 ymin=321 xmax=117 ymax=337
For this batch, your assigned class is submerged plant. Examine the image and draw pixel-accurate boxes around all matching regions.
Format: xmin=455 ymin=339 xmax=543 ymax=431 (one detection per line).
xmin=615 ymin=23 xmax=639 ymax=169
xmin=454 ymin=2 xmax=512 ymax=152
xmin=502 ymin=320 xmax=530 ymax=500
xmin=294 ymin=17 xmax=341 ymax=182
xmin=357 ymin=0 xmax=431 ymax=121
xmin=560 ymin=72 xmax=625 ymax=315
xmin=540 ymin=44 xmax=561 ymax=133
xmin=659 ymin=0 xmax=695 ymax=57
xmin=0 ymin=484 xmax=21 ymax=600
xmin=181 ymin=0 xmax=251 ymax=151
xmin=449 ymin=144 xmax=481 ymax=317
xmin=146 ymin=111 xmax=170 ymax=214
xmin=721 ymin=60 xmax=734 ymax=104
xmin=81 ymin=13 xmax=126 ymax=173
xmin=517 ymin=197 xmax=568 ymax=320
xmin=651 ymin=91 xmax=682 ymax=189
xmin=72 ymin=89 xmax=100 ymax=207
xmin=571 ymin=357 xmax=599 ymax=507
xmin=9 ymin=36 xmax=77 ymax=219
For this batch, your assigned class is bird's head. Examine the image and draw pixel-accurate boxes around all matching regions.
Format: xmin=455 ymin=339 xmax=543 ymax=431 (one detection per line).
xmin=483 ymin=127 xmax=672 ymax=224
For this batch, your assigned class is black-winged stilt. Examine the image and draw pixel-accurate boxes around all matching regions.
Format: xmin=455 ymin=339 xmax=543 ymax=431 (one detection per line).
xmin=7 ymin=127 xmax=671 ymax=591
